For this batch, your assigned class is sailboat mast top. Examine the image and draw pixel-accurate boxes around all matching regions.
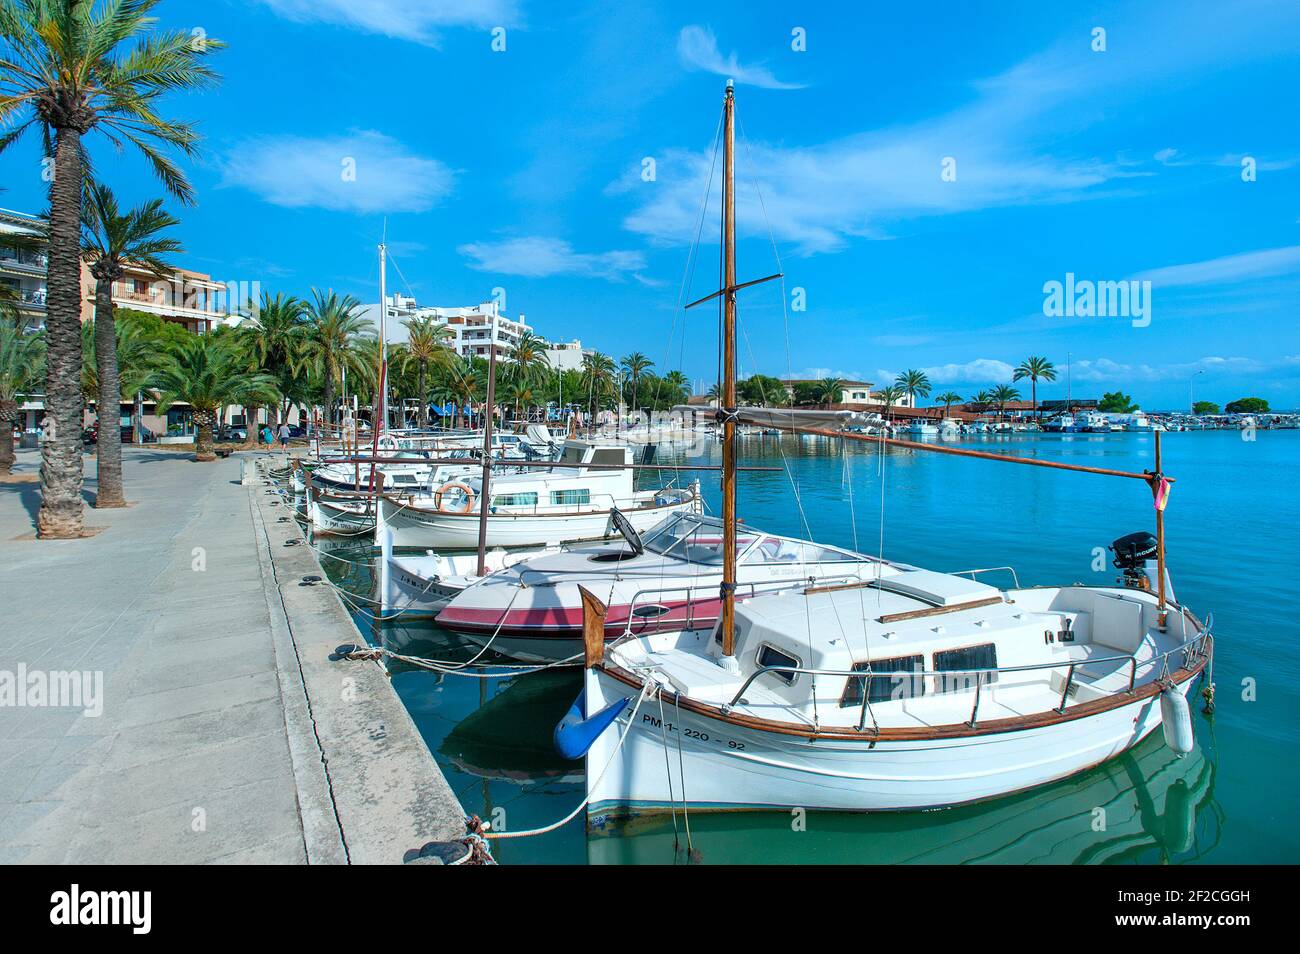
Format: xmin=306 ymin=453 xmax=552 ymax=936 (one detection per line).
xmin=721 ymin=80 xmax=738 ymax=657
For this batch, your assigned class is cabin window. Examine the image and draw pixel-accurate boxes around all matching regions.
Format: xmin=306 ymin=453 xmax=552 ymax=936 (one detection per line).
xmin=933 ymin=643 xmax=999 ymax=693
xmin=756 ymin=644 xmax=802 ymax=685
xmin=491 ymin=492 xmax=537 ymax=507
xmin=551 ymin=488 xmax=591 ymax=505
xmin=839 ymin=655 xmax=925 ymax=707
xmin=591 ymin=448 xmax=625 ymax=468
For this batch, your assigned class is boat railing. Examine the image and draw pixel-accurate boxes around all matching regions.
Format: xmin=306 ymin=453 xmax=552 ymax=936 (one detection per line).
xmin=721 ymin=626 xmax=1212 ymax=732
xmin=617 ymin=574 xmax=863 ymax=636
xmin=951 ymin=565 xmax=1021 ymax=588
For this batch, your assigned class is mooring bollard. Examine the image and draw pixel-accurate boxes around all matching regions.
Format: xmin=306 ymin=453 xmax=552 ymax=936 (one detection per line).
xmin=241 ymin=458 xmax=255 ymax=485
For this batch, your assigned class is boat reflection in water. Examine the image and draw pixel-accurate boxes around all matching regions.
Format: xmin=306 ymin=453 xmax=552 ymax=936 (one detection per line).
xmin=586 ymin=728 xmax=1221 ymax=865
xmin=440 ymin=669 xmax=582 ymax=784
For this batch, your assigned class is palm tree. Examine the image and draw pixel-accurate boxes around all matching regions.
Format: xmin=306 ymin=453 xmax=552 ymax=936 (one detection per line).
xmin=430 ymin=356 xmax=481 ymax=429
xmin=580 ymin=351 xmax=616 ymax=429
xmin=80 ymin=184 xmax=181 ymax=507
xmin=398 ymin=315 xmax=452 ymax=427
xmin=814 ymin=377 xmax=845 ymax=408
xmin=505 ymin=330 xmax=550 ymax=422
xmin=877 ymin=384 xmax=904 ymax=420
xmin=990 ymin=384 xmax=1022 ymax=423
xmin=660 ymin=369 xmax=690 ymax=407
xmin=895 ymin=368 xmax=932 ymax=412
xmin=936 ymin=391 xmax=963 ymax=415
xmin=0 ymin=0 xmax=222 ymax=537
xmin=500 ymin=377 xmax=536 ymax=423
xmin=1 ymin=321 xmax=44 ymax=475
xmin=154 ymin=335 xmax=276 ymax=461
xmin=304 ymin=290 xmax=371 ymax=427
xmin=1013 ymin=356 xmax=1057 ymax=419
xmin=621 ymin=351 xmax=654 ymax=417
xmin=237 ymin=292 xmax=306 ymax=445
xmin=971 ymin=389 xmax=991 ymax=406
xmin=81 ymin=319 xmax=162 ymax=440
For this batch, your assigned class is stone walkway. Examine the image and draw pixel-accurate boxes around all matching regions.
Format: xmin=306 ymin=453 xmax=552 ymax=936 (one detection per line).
xmin=0 ymin=446 xmax=462 ymax=864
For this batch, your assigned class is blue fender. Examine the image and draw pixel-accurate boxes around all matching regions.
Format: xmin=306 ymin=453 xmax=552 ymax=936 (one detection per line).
xmin=553 ymin=690 xmax=629 ymax=760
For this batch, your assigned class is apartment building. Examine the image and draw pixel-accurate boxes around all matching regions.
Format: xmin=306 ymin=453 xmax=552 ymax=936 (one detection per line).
xmin=79 ymin=261 xmax=232 ymax=334
xmin=0 ymin=208 xmax=47 ymax=328
xmin=363 ymin=295 xmax=581 ymax=363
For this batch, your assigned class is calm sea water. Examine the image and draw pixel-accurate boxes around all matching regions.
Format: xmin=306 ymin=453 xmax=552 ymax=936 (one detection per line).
xmin=313 ymin=429 xmax=1300 ymax=864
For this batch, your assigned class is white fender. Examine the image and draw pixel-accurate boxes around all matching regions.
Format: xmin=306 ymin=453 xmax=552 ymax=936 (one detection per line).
xmin=1160 ymin=688 xmax=1194 ymax=756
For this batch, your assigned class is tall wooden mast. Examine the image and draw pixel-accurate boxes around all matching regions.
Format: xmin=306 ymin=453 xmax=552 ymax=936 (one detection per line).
xmin=720 ymin=81 xmax=738 ymax=657
xmin=680 ymin=82 xmax=781 ymax=656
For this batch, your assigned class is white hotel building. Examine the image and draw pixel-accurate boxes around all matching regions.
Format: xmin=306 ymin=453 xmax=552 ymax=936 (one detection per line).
xmin=363 ymin=294 xmax=590 ymax=369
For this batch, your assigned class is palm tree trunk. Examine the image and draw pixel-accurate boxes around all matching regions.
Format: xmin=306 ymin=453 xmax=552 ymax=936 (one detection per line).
xmin=1032 ymin=379 xmax=1038 ymax=420
xmin=194 ymin=409 xmax=216 ymax=461
xmin=134 ymin=391 xmax=144 ymax=444
xmin=92 ymin=279 xmax=126 ymax=507
xmin=0 ymin=399 xmax=17 ymax=476
xmin=418 ymin=365 xmax=428 ymax=427
xmin=241 ymin=405 xmax=260 ymax=449
xmin=37 ymin=128 xmax=86 ymax=538
xmin=323 ymin=357 xmax=336 ymax=427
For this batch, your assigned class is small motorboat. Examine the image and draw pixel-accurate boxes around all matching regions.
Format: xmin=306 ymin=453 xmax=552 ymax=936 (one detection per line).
xmin=433 ymin=510 xmax=891 ymax=661
xmin=378 ymin=439 xmax=701 ymax=550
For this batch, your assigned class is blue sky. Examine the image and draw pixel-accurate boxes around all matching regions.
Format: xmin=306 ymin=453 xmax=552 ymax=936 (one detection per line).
xmin=3 ymin=0 xmax=1298 ymax=409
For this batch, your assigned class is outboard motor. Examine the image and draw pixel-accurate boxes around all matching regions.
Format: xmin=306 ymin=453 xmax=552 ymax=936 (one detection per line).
xmin=1110 ymin=531 xmax=1158 ymax=590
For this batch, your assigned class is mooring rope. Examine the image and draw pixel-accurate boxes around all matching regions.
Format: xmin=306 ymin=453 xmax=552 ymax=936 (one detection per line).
xmin=484 ymin=680 xmax=654 ymax=840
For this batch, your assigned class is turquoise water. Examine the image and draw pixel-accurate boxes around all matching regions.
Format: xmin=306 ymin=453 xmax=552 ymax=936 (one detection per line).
xmin=315 ymin=430 xmax=1300 ymax=864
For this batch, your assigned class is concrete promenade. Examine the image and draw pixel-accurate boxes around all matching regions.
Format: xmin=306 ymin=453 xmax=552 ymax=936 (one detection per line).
xmin=0 ymin=445 xmax=464 ymax=864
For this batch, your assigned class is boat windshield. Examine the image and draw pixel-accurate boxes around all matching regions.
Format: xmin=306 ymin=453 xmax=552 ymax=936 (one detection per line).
xmin=641 ymin=513 xmax=758 ymax=564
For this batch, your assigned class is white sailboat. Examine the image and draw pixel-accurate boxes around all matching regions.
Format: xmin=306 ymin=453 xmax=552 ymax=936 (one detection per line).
xmin=559 ymin=82 xmax=1214 ymax=818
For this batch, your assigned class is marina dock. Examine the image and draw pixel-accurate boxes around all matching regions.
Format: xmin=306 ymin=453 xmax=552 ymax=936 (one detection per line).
xmin=0 ymin=447 xmax=466 ymax=864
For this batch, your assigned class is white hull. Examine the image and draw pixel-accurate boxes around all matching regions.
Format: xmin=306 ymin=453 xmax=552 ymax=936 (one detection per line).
xmin=380 ymin=494 xmax=699 ymax=549
xmin=309 ymin=495 xmax=376 ymax=535
xmin=584 ymin=667 xmax=1194 ymax=815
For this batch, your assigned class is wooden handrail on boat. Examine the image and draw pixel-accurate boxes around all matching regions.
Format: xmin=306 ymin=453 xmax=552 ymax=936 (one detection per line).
xmin=876 ymin=596 xmax=1005 ymax=624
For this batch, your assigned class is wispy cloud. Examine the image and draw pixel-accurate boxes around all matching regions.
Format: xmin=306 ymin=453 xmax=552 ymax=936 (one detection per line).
xmin=219 ymin=131 xmax=455 ymax=213
xmin=1070 ymin=355 xmax=1300 ymax=383
xmin=676 ymin=25 xmax=805 ymax=90
xmin=254 ymin=0 xmax=519 ymax=45
xmin=458 ymin=236 xmax=647 ymax=281
xmin=624 ymin=6 xmax=1300 ymax=256
xmin=1133 ymin=246 xmax=1300 ymax=288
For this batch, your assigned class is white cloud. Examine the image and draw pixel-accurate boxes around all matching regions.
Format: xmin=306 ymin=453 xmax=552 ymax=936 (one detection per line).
xmin=1133 ymin=246 xmax=1300 ymax=288
xmin=676 ymin=25 xmax=805 ymax=90
xmin=220 ymin=131 xmax=455 ymax=213
xmin=255 ymin=0 xmax=519 ymax=45
xmin=457 ymin=236 xmax=647 ymax=281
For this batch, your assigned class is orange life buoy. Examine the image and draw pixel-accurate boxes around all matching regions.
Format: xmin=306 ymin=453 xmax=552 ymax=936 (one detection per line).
xmin=434 ymin=481 xmax=476 ymax=514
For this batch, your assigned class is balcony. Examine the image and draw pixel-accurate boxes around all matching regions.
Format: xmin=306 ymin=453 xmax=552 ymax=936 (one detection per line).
xmin=0 ymin=248 xmax=48 ymax=274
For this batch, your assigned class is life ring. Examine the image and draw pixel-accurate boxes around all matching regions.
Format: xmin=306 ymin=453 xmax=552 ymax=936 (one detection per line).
xmin=377 ymin=434 xmax=400 ymax=452
xmin=434 ymin=481 xmax=476 ymax=514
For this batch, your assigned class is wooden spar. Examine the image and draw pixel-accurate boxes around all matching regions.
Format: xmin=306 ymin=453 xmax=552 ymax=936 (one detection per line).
xmin=720 ymin=82 xmax=738 ymax=658
xmin=475 ymin=343 xmax=498 ymax=577
xmin=1154 ymin=430 xmax=1167 ymax=622
xmin=761 ymin=421 xmax=1173 ymax=483
xmin=579 ymin=585 xmax=608 ymax=668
